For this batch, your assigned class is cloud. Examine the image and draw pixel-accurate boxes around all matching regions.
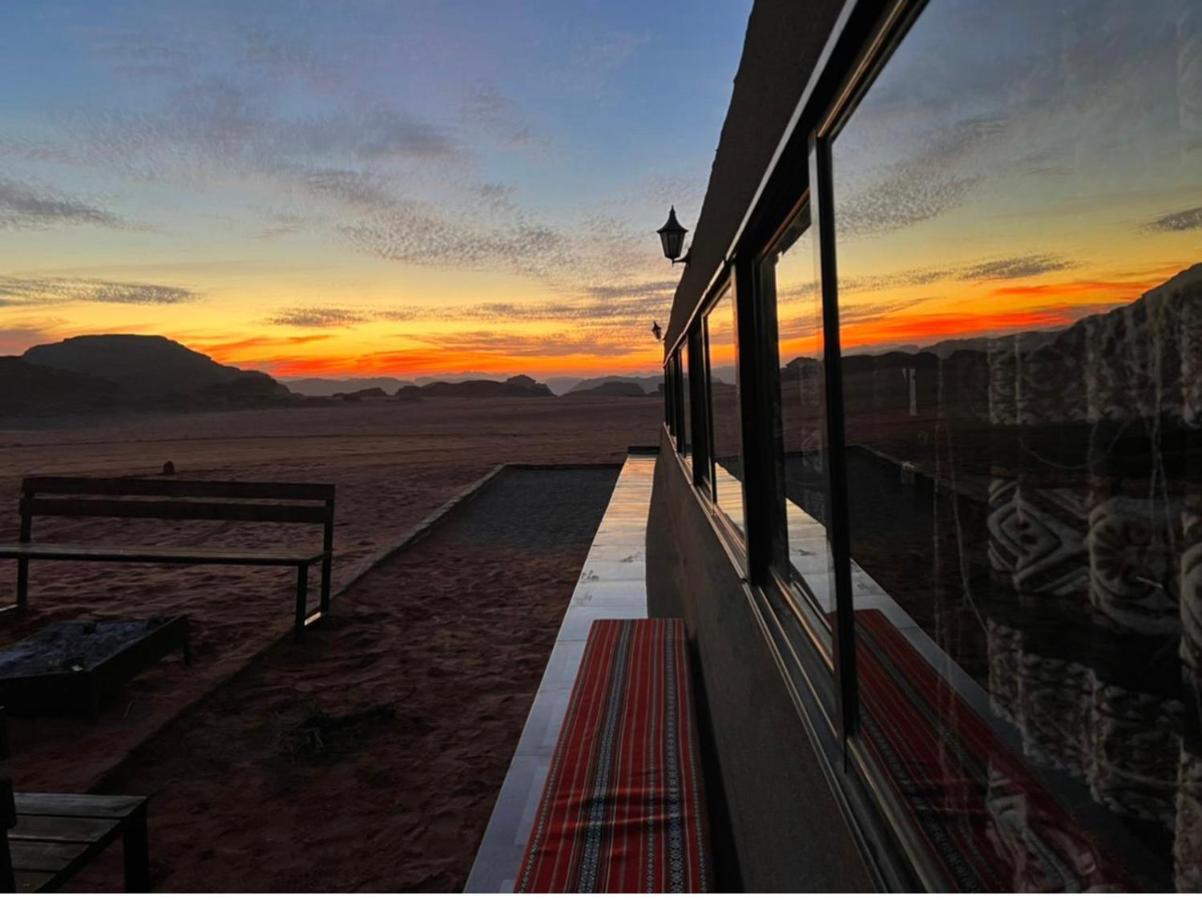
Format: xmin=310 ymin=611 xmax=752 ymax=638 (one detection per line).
xmin=289 ymin=106 xmax=457 ymax=161
xmin=268 ymin=307 xmax=369 ymax=328
xmin=585 ymin=280 xmax=677 ymax=301
xmin=1144 ymin=206 xmax=1202 ymax=233
xmin=836 ymin=253 xmax=1077 ymax=294
xmin=959 ymin=254 xmax=1074 ymax=280
xmin=0 ymin=276 xmax=198 ymax=306
xmin=296 ymin=168 xmax=396 ymax=211
xmin=412 ymin=329 xmax=645 ymax=359
xmin=837 ymin=116 xmax=1005 ymax=236
xmin=0 ymin=177 xmax=126 ymax=230
xmin=462 ymin=86 xmax=544 ymax=151
xmin=340 ymin=203 xmax=574 ymax=277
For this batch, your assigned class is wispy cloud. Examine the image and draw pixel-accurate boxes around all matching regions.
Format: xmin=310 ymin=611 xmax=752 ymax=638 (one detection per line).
xmin=0 ymin=177 xmax=127 ymax=230
xmin=831 ymin=253 xmax=1078 ymax=295
xmin=413 ymin=329 xmax=641 ymax=358
xmin=340 ymin=204 xmax=572 ymax=277
xmin=268 ymin=306 xmax=369 ymax=327
xmin=462 ymin=86 xmax=545 ymax=152
xmin=0 ymin=276 xmax=198 ymax=306
xmin=1144 ymin=206 xmax=1202 ymax=233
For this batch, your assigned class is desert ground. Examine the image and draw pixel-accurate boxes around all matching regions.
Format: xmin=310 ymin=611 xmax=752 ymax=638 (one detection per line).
xmin=0 ymin=394 xmax=661 ymax=890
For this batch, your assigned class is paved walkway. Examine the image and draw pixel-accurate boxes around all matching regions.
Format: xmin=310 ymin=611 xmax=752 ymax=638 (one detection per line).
xmin=465 ymin=452 xmax=654 ymax=892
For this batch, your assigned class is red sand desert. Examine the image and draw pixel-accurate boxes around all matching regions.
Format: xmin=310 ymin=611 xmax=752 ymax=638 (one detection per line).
xmin=0 ymin=394 xmax=660 ymax=890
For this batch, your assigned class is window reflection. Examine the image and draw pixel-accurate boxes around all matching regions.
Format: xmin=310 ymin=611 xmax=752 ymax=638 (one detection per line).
xmin=681 ymin=346 xmax=692 ymax=460
xmin=770 ymin=219 xmax=835 ymax=632
xmin=832 ymin=0 xmax=1202 ymax=890
xmin=707 ymin=290 xmax=744 ymax=532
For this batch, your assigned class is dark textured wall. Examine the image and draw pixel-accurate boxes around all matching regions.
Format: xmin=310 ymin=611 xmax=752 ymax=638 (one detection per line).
xmin=647 ymin=431 xmax=873 ymax=892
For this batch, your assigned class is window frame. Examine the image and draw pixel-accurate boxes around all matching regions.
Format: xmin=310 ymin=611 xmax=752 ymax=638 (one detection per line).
xmin=659 ymin=0 xmax=943 ymax=890
xmin=753 ymin=201 xmax=842 ymax=662
xmin=699 ymin=284 xmax=747 ymax=532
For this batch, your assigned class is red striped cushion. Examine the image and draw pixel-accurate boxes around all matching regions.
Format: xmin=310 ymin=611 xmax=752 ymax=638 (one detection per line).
xmin=857 ymin=609 xmax=1134 ymax=891
xmin=516 ymin=618 xmax=712 ymax=892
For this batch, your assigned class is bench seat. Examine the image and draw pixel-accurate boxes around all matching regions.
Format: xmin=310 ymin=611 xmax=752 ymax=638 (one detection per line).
xmin=8 ymin=792 xmax=149 ymax=892
xmin=0 ymin=542 xmax=324 ymax=567
xmin=516 ymin=618 xmax=712 ymax=893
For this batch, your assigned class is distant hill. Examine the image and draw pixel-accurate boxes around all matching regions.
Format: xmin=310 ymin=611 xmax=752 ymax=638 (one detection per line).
xmin=9 ymin=334 xmax=294 ymax=416
xmin=285 ymin=376 xmax=414 ymax=397
xmin=566 ymin=374 xmax=662 ymax=396
xmin=784 ymin=263 xmax=1202 ymax=426
xmin=333 ymin=387 xmax=390 ymax=401
xmin=395 ymin=375 xmax=553 ymax=399
xmin=569 ymin=381 xmax=651 ymax=398
xmin=23 ymin=335 xmax=249 ymax=398
xmin=0 ymin=357 xmax=123 ymax=416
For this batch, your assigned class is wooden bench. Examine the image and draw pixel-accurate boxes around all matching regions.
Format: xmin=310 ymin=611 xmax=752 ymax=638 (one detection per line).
xmin=515 ymin=618 xmax=712 ymax=893
xmin=0 ymin=711 xmax=150 ymax=892
xmin=0 ymin=477 xmax=335 ymax=639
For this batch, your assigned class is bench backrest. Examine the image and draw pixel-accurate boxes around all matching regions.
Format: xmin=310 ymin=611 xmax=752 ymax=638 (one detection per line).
xmin=18 ymin=477 xmax=335 ymax=539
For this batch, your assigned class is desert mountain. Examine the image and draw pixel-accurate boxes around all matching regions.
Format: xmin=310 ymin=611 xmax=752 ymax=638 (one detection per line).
xmin=10 ymin=334 xmax=294 ymax=414
xmin=569 ymin=381 xmax=651 ymax=398
xmin=284 ymin=376 xmax=415 ymax=397
xmin=395 ymin=374 xmax=553 ymax=399
xmin=0 ymin=356 xmax=122 ymax=416
xmin=22 ymin=335 xmax=279 ymax=398
xmin=566 ymin=374 xmax=663 ymax=395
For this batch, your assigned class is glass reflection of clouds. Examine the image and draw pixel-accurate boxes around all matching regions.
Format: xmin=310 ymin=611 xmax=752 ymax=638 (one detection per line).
xmin=824 ymin=0 xmax=1202 ymax=890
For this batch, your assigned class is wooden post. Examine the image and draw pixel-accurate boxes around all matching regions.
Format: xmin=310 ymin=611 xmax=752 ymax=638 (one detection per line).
xmin=320 ymin=497 xmax=334 ymax=615
xmin=0 ymin=708 xmax=17 ymax=893
xmin=294 ymin=563 xmax=309 ymax=640
xmin=122 ymin=803 xmax=150 ymax=892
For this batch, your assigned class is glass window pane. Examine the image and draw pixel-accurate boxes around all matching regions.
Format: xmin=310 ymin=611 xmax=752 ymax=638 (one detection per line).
xmin=681 ymin=347 xmax=692 ymax=460
xmin=771 ymin=219 xmax=834 ymax=632
xmin=707 ymin=290 xmax=744 ymax=532
xmin=833 ymin=0 xmax=1201 ymax=891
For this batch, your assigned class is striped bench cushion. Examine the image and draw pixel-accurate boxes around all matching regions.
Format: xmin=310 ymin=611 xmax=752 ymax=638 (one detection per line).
xmin=516 ymin=618 xmax=712 ymax=892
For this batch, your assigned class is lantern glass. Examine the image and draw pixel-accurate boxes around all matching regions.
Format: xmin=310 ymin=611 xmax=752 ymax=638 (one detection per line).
xmin=657 ymin=207 xmax=687 ymax=261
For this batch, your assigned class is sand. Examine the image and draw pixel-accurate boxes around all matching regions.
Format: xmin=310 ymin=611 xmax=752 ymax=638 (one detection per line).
xmin=0 ymin=396 xmax=658 ymax=889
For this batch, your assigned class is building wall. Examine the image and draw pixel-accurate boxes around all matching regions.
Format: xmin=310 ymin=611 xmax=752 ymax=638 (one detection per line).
xmin=646 ymin=430 xmax=873 ymax=892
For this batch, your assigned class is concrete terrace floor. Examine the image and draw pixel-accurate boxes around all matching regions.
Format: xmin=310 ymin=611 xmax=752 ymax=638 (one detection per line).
xmin=466 ymin=452 xmax=654 ymax=892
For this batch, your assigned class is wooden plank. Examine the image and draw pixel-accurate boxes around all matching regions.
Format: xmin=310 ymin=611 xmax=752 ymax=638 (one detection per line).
xmin=11 ymin=815 xmax=118 ymax=843
xmin=26 ymin=497 xmax=329 ymax=525
xmin=0 ymin=542 xmax=325 ymax=566
xmin=10 ymin=838 xmax=88 ymax=871
xmin=22 ymin=476 xmax=334 ymax=501
xmin=16 ymin=869 xmax=53 ymax=892
xmin=14 ymin=793 xmax=144 ymax=819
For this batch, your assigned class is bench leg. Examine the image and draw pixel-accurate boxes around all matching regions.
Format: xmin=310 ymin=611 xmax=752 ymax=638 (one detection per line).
xmin=320 ymin=555 xmax=332 ymax=616
xmin=294 ymin=563 xmax=309 ymax=640
xmin=15 ymin=558 xmax=27 ymax=612
xmin=123 ymin=806 xmax=150 ymax=892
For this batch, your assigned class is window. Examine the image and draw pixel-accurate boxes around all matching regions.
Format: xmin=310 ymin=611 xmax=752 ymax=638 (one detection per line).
xmin=829 ymin=0 xmax=1201 ymax=890
xmin=664 ymin=356 xmax=676 ymax=437
xmin=765 ymin=214 xmax=834 ymax=643
xmin=681 ymin=341 xmax=693 ymax=461
xmin=705 ymin=289 xmax=744 ymax=532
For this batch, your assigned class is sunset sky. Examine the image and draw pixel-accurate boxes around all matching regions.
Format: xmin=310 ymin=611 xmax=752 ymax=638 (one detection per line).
xmin=777 ymin=0 xmax=1201 ymax=360
xmin=0 ymin=0 xmax=749 ymax=379
xmin=3 ymin=2 xmax=1199 ymax=383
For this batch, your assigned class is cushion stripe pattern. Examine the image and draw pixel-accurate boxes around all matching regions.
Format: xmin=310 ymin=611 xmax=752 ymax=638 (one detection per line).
xmin=516 ymin=618 xmax=712 ymax=893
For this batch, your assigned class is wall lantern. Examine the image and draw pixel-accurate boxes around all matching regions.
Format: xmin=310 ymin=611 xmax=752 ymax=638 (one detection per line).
xmin=657 ymin=206 xmax=690 ymax=265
